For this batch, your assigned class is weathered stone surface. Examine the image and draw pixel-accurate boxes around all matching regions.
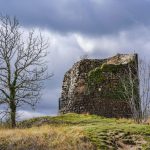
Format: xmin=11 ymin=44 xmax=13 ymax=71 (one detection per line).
xmin=59 ymin=54 xmax=139 ymax=118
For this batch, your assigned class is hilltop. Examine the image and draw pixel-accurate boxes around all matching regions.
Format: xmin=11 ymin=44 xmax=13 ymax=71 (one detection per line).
xmin=0 ymin=113 xmax=150 ymax=150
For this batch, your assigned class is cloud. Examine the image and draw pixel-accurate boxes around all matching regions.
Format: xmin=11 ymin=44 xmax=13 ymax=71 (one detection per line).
xmin=1 ymin=0 xmax=150 ymax=118
xmin=14 ymin=24 xmax=150 ymax=118
xmin=1 ymin=0 xmax=150 ymax=35
xmin=74 ymin=25 xmax=150 ymax=59
xmin=17 ymin=110 xmax=49 ymax=120
xmin=1 ymin=24 xmax=150 ymax=118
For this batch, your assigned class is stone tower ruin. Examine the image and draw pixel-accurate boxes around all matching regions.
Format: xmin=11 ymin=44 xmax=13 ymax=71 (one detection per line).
xmin=59 ymin=54 xmax=140 ymax=118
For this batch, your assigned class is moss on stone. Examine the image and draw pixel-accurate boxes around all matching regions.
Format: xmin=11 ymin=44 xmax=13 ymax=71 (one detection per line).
xmin=100 ymin=63 xmax=124 ymax=73
xmin=88 ymin=67 xmax=104 ymax=84
xmin=88 ymin=63 xmax=124 ymax=85
xmin=87 ymin=63 xmax=128 ymax=99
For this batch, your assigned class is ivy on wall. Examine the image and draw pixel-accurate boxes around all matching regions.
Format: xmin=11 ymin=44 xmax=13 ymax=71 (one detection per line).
xmin=88 ymin=63 xmax=124 ymax=84
xmin=87 ymin=63 xmax=127 ymax=100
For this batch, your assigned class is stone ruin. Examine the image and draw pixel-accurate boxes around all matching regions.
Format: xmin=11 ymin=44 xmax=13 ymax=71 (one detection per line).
xmin=59 ymin=54 xmax=140 ymax=118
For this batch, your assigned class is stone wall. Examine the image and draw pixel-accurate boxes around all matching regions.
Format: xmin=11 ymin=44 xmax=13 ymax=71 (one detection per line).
xmin=59 ymin=54 xmax=139 ymax=118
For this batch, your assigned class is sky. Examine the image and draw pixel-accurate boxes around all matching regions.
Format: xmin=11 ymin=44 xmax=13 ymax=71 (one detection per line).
xmin=0 ymin=0 xmax=150 ymax=119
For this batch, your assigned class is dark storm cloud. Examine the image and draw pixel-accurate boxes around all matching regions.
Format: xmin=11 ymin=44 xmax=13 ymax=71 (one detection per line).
xmin=1 ymin=0 xmax=150 ymax=118
xmin=0 ymin=0 xmax=150 ymax=35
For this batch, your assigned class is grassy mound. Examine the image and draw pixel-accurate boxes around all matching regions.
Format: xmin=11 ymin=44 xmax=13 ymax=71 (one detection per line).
xmin=0 ymin=113 xmax=150 ymax=149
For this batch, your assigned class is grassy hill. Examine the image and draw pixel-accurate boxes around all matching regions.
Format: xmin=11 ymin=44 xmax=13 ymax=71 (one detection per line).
xmin=0 ymin=113 xmax=150 ymax=150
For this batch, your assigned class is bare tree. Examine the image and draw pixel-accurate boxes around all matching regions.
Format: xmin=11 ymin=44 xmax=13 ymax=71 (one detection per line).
xmin=139 ymin=59 xmax=150 ymax=122
xmin=119 ymin=59 xmax=150 ymax=123
xmin=0 ymin=15 xmax=51 ymax=128
xmin=119 ymin=63 xmax=141 ymax=123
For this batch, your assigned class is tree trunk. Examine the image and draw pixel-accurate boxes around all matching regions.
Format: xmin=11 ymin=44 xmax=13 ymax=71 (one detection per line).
xmin=10 ymin=101 xmax=16 ymax=128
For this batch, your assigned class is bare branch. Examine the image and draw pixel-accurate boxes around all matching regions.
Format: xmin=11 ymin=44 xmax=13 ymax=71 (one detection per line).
xmin=0 ymin=15 xmax=51 ymax=128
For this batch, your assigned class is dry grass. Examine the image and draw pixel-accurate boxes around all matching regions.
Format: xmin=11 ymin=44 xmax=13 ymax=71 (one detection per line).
xmin=1 ymin=113 xmax=150 ymax=149
xmin=0 ymin=125 xmax=95 ymax=150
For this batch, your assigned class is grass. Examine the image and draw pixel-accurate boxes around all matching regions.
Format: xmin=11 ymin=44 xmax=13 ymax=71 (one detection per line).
xmin=1 ymin=113 xmax=150 ymax=149
xmin=0 ymin=125 xmax=94 ymax=150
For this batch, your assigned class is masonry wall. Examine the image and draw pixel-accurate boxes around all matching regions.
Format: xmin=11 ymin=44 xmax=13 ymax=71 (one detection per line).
xmin=59 ymin=54 xmax=139 ymax=118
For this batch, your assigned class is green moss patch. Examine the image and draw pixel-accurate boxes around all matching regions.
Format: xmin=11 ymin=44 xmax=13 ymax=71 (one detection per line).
xmin=88 ymin=63 xmax=124 ymax=85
